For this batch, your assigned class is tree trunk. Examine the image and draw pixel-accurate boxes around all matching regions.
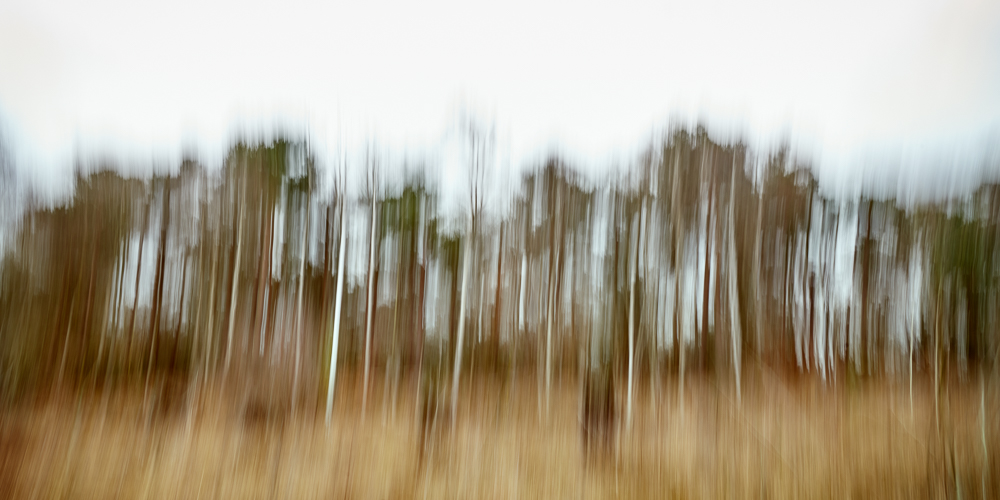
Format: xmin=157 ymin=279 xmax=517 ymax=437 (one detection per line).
xmin=326 ymin=201 xmax=348 ymax=426
xmin=804 ymin=189 xmax=814 ymax=371
xmin=103 ymin=236 xmax=128 ymax=382
xmin=204 ymin=225 xmax=220 ymax=376
xmin=146 ymin=182 xmax=170 ymax=395
xmin=753 ymin=190 xmax=764 ymax=358
xmin=627 ymin=208 xmax=642 ymax=429
xmin=293 ymin=188 xmax=310 ymax=412
xmin=728 ymin=165 xmax=742 ymax=402
xmin=451 ymin=223 xmax=472 ymax=427
xmin=79 ymin=233 xmax=98 ymax=383
xmin=171 ymin=251 xmax=189 ymax=371
xmin=545 ymin=186 xmax=560 ymax=415
xmin=861 ymin=200 xmax=873 ymax=375
xmin=363 ymin=193 xmax=378 ymax=416
xmin=225 ymin=181 xmax=245 ymax=372
xmin=260 ymin=200 xmax=276 ymax=357
xmin=702 ymin=162 xmax=715 ymax=372
xmin=127 ymin=202 xmax=151 ymax=371
xmin=492 ymin=223 xmax=504 ymax=368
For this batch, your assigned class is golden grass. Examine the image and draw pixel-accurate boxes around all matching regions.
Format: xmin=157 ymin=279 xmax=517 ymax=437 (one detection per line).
xmin=1 ymin=367 xmax=997 ymax=499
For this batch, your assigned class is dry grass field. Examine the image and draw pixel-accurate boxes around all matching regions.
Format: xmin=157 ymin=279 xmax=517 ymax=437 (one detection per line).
xmin=1 ymin=366 xmax=997 ymax=499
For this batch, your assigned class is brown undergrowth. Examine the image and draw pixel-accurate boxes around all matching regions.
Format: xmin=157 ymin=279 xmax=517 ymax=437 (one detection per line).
xmin=1 ymin=365 xmax=997 ymax=499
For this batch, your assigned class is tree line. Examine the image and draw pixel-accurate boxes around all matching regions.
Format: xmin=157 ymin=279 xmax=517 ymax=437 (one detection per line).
xmin=1 ymin=125 xmax=997 ymax=428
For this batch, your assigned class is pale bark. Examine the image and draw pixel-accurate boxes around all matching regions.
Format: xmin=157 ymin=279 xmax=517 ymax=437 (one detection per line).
xmin=363 ymin=192 xmax=378 ymax=415
xmin=626 ymin=208 xmax=642 ymax=428
xmin=204 ymin=226 xmax=220 ymax=375
xmin=326 ymin=202 xmax=348 ymax=426
xmin=670 ymin=149 xmax=686 ymax=418
xmin=292 ymin=190 xmax=310 ymax=412
xmin=753 ymin=189 xmax=764 ymax=356
xmin=145 ymin=183 xmax=170 ymax=395
xmin=127 ymin=202 xmax=151 ymax=369
xmin=224 ymin=182 xmax=245 ymax=372
xmin=519 ymin=255 xmax=526 ymax=332
xmin=477 ymin=272 xmax=485 ymax=344
xmin=492 ymin=223 xmax=504 ymax=354
xmin=451 ymin=224 xmax=471 ymax=427
xmin=701 ymin=152 xmax=714 ymax=371
xmin=545 ymin=259 xmax=555 ymax=414
xmin=728 ymin=165 xmax=742 ymax=402
xmin=544 ymin=186 xmax=560 ymax=415
xmin=57 ymin=292 xmax=78 ymax=391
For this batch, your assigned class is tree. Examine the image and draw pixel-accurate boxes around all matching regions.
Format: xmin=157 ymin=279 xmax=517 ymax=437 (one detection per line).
xmin=451 ymin=114 xmax=492 ymax=426
xmin=362 ymin=146 xmax=381 ymax=416
xmin=291 ymin=147 xmax=314 ymax=414
xmin=325 ymin=163 xmax=348 ymax=426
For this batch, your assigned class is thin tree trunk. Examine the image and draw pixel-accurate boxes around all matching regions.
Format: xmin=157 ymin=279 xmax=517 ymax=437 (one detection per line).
xmin=58 ymin=257 xmax=82 ymax=393
xmin=413 ymin=197 xmax=427 ymax=424
xmin=204 ymin=226 xmax=220 ymax=376
xmin=934 ymin=286 xmax=942 ymax=435
xmin=363 ymin=193 xmax=378 ymax=416
xmin=127 ymin=202 xmax=151 ymax=371
xmin=670 ymin=148 xmax=686 ymax=420
xmin=627 ymin=208 xmax=642 ymax=429
xmin=326 ymin=202 xmax=348 ymax=426
xmin=861 ymin=200 xmax=873 ymax=375
xmin=171 ymin=251 xmax=189 ymax=370
xmin=146 ymin=183 xmax=170 ymax=396
xmin=702 ymin=162 xmax=715 ymax=372
xmin=804 ymin=189 xmax=814 ymax=371
xmin=492 ymin=223 xmax=504 ymax=367
xmin=80 ymin=222 xmax=99 ymax=385
xmin=58 ymin=293 xmax=78 ymax=392
xmin=250 ymin=199 xmax=266 ymax=359
xmin=451 ymin=221 xmax=472 ymax=428
xmin=753 ymin=189 xmax=764 ymax=358
xmin=261 ymin=202 xmax=276 ymax=357
xmin=102 ymin=237 xmax=128 ymax=381
xmin=225 ymin=182 xmax=245 ymax=372
xmin=545 ymin=186 xmax=560 ymax=415
xmin=545 ymin=255 xmax=555 ymax=415
xmin=104 ymin=233 xmax=130 ymax=390
xmin=293 ymin=189 xmax=310 ymax=413
xmin=477 ymin=269 xmax=485 ymax=346
xmin=728 ymin=165 xmax=742 ymax=402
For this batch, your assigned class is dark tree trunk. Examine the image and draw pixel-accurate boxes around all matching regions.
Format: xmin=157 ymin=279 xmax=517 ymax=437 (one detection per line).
xmin=146 ymin=182 xmax=170 ymax=388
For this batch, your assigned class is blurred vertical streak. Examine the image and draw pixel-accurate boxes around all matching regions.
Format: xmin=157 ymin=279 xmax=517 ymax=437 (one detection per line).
xmin=728 ymin=161 xmax=741 ymax=402
xmin=145 ymin=179 xmax=170 ymax=401
xmin=127 ymin=197 xmax=150 ymax=374
xmin=362 ymin=165 xmax=378 ymax=417
xmin=225 ymin=174 xmax=244 ymax=373
xmin=292 ymin=175 xmax=310 ymax=414
xmin=326 ymin=198 xmax=347 ymax=426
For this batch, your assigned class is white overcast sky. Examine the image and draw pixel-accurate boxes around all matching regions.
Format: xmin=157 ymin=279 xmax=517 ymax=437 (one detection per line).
xmin=2 ymin=0 xmax=999 ymax=203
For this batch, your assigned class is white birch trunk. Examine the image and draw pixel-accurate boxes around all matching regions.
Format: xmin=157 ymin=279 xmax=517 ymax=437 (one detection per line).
xmin=477 ymin=275 xmax=485 ymax=344
xmin=627 ymin=208 xmax=642 ymax=428
xmin=519 ymin=255 xmax=526 ymax=332
xmin=728 ymin=165 xmax=742 ymax=403
xmin=225 ymin=184 xmax=245 ymax=372
xmin=670 ymin=150 xmax=686 ymax=420
xmin=326 ymin=202 xmax=348 ymax=426
xmin=205 ymin=226 xmax=220 ymax=375
xmin=545 ymin=254 xmax=555 ymax=414
xmin=451 ymin=223 xmax=471 ymax=426
xmin=363 ymin=192 xmax=378 ymax=415
xmin=753 ymin=189 xmax=764 ymax=356
xmin=293 ymin=191 xmax=310 ymax=411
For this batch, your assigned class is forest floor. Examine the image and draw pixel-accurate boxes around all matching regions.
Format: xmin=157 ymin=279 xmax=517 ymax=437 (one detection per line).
xmin=1 ymin=365 xmax=997 ymax=499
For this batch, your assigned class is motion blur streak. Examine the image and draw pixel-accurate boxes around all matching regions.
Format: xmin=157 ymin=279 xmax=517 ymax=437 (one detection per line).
xmin=0 ymin=124 xmax=998 ymax=498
